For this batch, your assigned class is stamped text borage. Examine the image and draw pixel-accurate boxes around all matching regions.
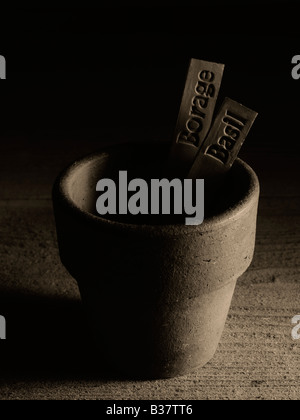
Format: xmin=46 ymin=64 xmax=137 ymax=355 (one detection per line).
xmin=166 ymin=59 xmax=224 ymax=177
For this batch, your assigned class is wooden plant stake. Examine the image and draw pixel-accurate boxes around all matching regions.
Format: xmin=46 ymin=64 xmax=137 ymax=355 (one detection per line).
xmin=165 ymin=58 xmax=225 ymax=178
xmin=188 ymin=97 xmax=258 ymax=180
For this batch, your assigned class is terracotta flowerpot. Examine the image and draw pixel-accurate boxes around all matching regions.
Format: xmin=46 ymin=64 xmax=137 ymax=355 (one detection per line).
xmin=52 ymin=142 xmax=259 ymax=379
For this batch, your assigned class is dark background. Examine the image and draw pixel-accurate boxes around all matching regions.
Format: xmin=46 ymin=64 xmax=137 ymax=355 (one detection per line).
xmin=1 ymin=3 xmax=300 ymax=151
xmin=0 ymin=2 xmax=300 ymax=399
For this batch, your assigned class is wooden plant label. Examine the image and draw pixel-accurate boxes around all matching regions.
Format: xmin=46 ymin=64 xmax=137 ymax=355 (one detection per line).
xmin=166 ymin=58 xmax=225 ymax=177
xmin=188 ymin=97 xmax=258 ymax=180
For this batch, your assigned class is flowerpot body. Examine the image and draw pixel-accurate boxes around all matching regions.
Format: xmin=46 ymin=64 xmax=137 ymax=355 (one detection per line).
xmin=52 ymin=142 xmax=259 ymax=378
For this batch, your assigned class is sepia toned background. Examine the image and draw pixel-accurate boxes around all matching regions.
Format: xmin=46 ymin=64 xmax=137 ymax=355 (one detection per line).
xmin=0 ymin=3 xmax=300 ymax=399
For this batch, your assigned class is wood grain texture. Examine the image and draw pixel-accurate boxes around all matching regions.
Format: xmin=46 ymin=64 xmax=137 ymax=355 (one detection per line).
xmin=0 ymin=133 xmax=299 ymax=400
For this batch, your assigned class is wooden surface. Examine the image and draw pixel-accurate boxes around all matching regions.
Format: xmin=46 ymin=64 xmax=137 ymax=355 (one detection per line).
xmin=0 ymin=131 xmax=299 ymax=400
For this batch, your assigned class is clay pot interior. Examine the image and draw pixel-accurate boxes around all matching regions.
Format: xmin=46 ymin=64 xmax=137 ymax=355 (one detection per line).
xmin=62 ymin=142 xmax=254 ymax=225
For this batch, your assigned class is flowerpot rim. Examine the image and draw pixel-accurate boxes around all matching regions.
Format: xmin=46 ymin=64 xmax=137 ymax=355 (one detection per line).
xmin=53 ymin=142 xmax=260 ymax=237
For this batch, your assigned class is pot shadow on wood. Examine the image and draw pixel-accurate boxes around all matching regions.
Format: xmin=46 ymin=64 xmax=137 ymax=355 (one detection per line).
xmin=0 ymin=290 xmax=133 ymax=383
